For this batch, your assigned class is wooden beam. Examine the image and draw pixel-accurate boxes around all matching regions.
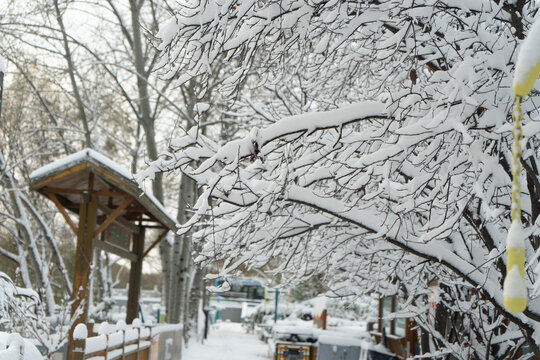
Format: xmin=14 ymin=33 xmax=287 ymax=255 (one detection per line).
xmin=43 ymin=187 xmax=84 ymax=195
xmin=94 ymin=196 xmax=133 ymax=238
xmin=96 ymin=203 xmax=139 ymax=234
xmin=93 ymin=239 xmax=137 ymax=262
xmin=45 ymin=186 xmax=127 ymax=198
xmin=94 ymin=190 xmax=128 ymax=197
xmin=47 ymin=192 xmax=78 ymax=236
xmin=142 ymin=229 xmax=169 ymax=259
xmin=88 ymin=163 xmax=125 ymax=188
xmin=126 ymin=227 xmax=145 ymax=324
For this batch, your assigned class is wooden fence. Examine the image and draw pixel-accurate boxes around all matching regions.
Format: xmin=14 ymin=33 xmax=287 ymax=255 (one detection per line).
xmin=71 ymin=322 xmax=182 ymax=360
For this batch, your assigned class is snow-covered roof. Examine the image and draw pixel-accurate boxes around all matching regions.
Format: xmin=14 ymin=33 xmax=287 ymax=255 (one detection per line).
xmin=29 ymin=149 xmax=176 ymax=232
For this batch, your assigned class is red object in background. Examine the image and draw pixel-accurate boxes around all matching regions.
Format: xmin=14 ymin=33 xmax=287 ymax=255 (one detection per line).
xmin=313 ymin=309 xmax=327 ymax=330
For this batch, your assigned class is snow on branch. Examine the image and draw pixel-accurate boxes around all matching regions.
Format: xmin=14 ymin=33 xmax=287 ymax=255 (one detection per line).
xmin=152 ymin=0 xmax=540 ymax=356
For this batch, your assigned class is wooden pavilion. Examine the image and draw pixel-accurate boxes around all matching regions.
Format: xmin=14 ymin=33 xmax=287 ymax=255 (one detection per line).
xmin=29 ymin=149 xmax=175 ymax=359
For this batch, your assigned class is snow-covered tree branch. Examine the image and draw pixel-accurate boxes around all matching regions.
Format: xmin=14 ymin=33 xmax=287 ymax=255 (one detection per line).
xmin=144 ymin=0 xmax=540 ymax=357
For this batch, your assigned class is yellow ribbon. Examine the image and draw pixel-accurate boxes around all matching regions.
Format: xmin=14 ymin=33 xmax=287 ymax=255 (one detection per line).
xmin=502 ymin=52 xmax=539 ymax=313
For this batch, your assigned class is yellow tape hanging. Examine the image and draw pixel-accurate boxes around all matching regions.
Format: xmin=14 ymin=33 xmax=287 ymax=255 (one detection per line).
xmin=502 ymin=64 xmax=540 ymax=314
xmin=502 ymin=98 xmax=527 ymax=314
xmin=502 ymin=18 xmax=540 ymax=314
xmin=513 ymin=61 xmax=540 ymax=99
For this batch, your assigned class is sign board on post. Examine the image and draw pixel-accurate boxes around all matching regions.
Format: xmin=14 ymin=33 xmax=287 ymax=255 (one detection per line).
xmin=105 ymin=223 xmax=131 ymax=250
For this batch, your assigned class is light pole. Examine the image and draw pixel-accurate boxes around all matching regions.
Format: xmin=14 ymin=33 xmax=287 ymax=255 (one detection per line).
xmin=0 ymin=56 xmax=5 ymax=119
xmin=274 ymin=288 xmax=279 ymax=324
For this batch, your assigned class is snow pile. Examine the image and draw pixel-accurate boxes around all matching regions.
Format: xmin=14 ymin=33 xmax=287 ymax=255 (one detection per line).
xmin=0 ymin=333 xmax=44 ymax=360
xmin=506 ymin=220 xmax=525 ymax=250
xmin=73 ymin=323 xmax=88 ymax=340
xmin=504 ymin=266 xmax=527 ymax=299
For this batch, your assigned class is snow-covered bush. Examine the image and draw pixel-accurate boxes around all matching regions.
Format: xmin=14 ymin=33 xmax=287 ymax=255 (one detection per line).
xmin=0 ymin=272 xmax=40 ymax=333
xmin=0 ymin=272 xmax=70 ymax=356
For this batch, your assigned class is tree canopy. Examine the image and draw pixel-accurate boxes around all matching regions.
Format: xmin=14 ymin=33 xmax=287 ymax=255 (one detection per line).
xmin=144 ymin=0 xmax=540 ymax=357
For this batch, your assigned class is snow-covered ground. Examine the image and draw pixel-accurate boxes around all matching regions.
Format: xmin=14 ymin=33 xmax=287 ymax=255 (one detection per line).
xmin=182 ymin=322 xmax=268 ymax=360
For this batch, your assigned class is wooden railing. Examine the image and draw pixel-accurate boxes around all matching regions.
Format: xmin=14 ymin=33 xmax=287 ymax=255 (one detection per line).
xmin=71 ymin=321 xmax=182 ymax=360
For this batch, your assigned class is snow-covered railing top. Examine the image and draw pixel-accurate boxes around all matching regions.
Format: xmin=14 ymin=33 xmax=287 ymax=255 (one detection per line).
xmin=29 ymin=149 xmax=176 ymax=231
xmin=70 ymin=321 xmax=182 ymax=360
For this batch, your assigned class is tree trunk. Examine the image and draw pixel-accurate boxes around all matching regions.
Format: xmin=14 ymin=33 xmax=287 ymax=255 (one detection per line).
xmin=187 ymin=266 xmax=203 ymax=340
xmin=53 ymin=0 xmax=92 ymax=148
xmin=168 ymin=173 xmax=196 ymax=323
xmin=95 ymin=247 xmax=105 ymax=302
xmin=128 ymin=0 xmax=171 ymax=313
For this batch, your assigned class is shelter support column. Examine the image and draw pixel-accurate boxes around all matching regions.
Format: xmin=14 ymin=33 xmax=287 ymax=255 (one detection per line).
xmin=126 ymin=226 xmax=145 ymax=324
xmin=68 ymin=177 xmax=97 ymax=360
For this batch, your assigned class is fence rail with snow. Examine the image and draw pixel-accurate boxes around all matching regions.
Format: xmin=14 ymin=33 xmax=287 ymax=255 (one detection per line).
xmin=71 ymin=320 xmax=182 ymax=360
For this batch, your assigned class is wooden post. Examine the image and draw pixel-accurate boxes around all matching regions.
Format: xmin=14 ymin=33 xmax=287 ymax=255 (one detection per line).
xmin=127 ymin=227 xmax=145 ymax=324
xmin=68 ymin=175 xmax=97 ymax=360
xmin=378 ymin=297 xmax=383 ymax=334
xmin=71 ymin=338 xmax=85 ymax=360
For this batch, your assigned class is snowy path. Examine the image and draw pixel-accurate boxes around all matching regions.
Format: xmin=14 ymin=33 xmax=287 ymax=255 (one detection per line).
xmin=182 ymin=322 xmax=269 ymax=360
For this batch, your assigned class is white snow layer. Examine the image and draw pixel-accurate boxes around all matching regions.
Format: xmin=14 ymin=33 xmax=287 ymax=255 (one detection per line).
xmin=0 ymin=56 xmax=5 ymax=73
xmin=312 ymin=295 xmax=327 ymax=316
xmin=514 ymin=15 xmax=540 ymax=94
xmin=73 ymin=323 xmax=88 ymax=340
xmin=503 ymin=266 xmax=527 ymax=299
xmin=317 ymin=334 xmax=363 ymax=347
xmin=181 ymin=322 xmax=267 ymax=360
xmin=0 ymin=332 xmax=44 ymax=360
xmin=506 ymin=220 xmax=525 ymax=249
xmin=29 ymin=149 xmax=131 ymax=181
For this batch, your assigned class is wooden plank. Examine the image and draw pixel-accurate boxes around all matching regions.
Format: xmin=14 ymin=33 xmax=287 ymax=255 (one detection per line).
xmin=71 ymin=338 xmax=85 ymax=360
xmin=31 ymin=163 xmax=87 ymax=189
xmin=126 ymin=227 xmax=145 ymax=324
xmin=94 ymin=190 xmax=128 ymax=197
xmin=94 ymin=196 xmax=133 ymax=238
xmin=43 ymin=187 xmax=84 ymax=195
xmin=47 ymin=192 xmax=78 ymax=236
xmin=93 ymin=238 xmax=137 ymax=262
xmin=96 ymin=203 xmax=139 ymax=234
xmin=43 ymin=187 xmax=127 ymax=198
xmin=142 ymin=229 xmax=169 ymax=259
